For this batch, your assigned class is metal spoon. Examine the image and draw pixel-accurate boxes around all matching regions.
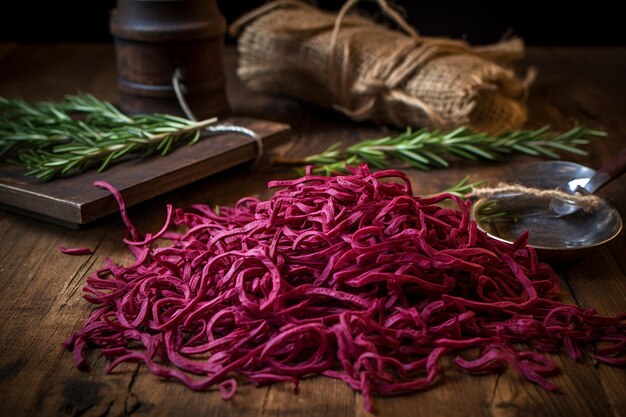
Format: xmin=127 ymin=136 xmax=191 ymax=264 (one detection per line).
xmin=471 ymin=159 xmax=624 ymax=262
xmin=550 ymin=147 xmax=626 ymax=216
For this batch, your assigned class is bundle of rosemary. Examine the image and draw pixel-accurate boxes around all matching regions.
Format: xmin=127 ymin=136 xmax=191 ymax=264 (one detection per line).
xmin=0 ymin=94 xmax=216 ymax=181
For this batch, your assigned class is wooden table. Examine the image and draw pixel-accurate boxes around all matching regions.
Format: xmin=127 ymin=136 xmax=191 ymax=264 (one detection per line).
xmin=0 ymin=44 xmax=625 ymax=417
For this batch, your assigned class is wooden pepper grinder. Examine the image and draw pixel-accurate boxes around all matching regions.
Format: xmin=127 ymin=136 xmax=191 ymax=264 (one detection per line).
xmin=110 ymin=0 xmax=230 ymax=119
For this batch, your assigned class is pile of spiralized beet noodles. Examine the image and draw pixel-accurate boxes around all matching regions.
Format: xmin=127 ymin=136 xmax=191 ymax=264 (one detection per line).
xmin=65 ymin=165 xmax=625 ymax=411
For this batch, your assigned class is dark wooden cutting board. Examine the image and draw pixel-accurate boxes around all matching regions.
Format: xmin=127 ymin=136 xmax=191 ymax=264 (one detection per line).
xmin=0 ymin=116 xmax=290 ymax=227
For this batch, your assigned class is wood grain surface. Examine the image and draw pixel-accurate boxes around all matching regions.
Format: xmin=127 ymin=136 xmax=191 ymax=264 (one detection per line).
xmin=0 ymin=44 xmax=625 ymax=417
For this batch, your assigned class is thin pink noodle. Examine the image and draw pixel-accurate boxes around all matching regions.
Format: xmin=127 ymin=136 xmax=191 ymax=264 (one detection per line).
xmin=59 ymin=245 xmax=92 ymax=255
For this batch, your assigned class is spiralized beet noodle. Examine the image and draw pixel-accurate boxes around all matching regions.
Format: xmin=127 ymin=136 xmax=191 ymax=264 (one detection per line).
xmin=65 ymin=165 xmax=625 ymax=412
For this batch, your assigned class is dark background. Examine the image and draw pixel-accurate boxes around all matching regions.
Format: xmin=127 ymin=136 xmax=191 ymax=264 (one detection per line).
xmin=0 ymin=0 xmax=623 ymax=46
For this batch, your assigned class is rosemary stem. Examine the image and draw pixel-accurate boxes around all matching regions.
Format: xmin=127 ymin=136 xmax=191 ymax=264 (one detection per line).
xmin=150 ymin=117 xmax=218 ymax=140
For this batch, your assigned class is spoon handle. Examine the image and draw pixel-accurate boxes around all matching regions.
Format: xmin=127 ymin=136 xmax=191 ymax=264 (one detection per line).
xmin=584 ymin=147 xmax=626 ymax=193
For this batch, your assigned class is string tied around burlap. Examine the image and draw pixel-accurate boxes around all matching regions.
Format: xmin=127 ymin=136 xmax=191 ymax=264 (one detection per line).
xmin=231 ymin=0 xmax=531 ymax=133
xmin=329 ymin=0 xmax=473 ymax=128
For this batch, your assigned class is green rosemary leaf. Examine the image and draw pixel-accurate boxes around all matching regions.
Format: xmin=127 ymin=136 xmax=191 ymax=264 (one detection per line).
xmin=61 ymin=158 xmax=82 ymax=174
xmin=569 ymin=139 xmax=590 ymax=145
xmin=527 ymin=144 xmax=561 ymax=159
xmin=187 ymin=130 xmax=201 ymax=146
xmin=111 ymin=143 xmax=136 ymax=159
xmin=457 ymin=144 xmax=498 ymax=160
xmin=421 ymin=150 xmax=449 ymax=167
xmin=43 ymin=159 xmax=70 ymax=167
xmin=396 ymin=153 xmax=430 ymax=170
xmin=1 ymin=133 xmax=49 ymax=141
xmin=397 ymin=149 xmax=429 ymax=164
xmin=442 ymin=176 xmax=486 ymax=197
xmin=157 ymin=113 xmax=195 ymax=125
xmin=511 ymin=144 xmax=540 ymax=155
xmin=520 ymin=125 xmax=550 ymax=138
xmin=98 ymin=152 xmax=116 ymax=172
xmin=443 ymin=126 xmax=467 ymax=139
xmin=447 ymin=146 xmax=479 ymax=160
xmin=161 ymin=135 xmax=174 ymax=155
xmin=543 ymin=141 xmax=589 ymax=155
xmin=325 ymin=142 xmax=344 ymax=152
xmin=53 ymin=144 xmax=89 ymax=153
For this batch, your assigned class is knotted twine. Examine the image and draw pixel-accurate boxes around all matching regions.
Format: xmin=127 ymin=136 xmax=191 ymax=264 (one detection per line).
xmin=231 ymin=0 xmax=533 ymax=134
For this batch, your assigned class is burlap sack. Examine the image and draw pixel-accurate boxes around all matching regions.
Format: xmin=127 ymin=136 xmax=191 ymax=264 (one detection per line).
xmin=232 ymin=0 xmax=530 ymax=134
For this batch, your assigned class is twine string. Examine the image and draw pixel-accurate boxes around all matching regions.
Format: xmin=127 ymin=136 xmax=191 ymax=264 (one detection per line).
xmin=469 ymin=183 xmax=603 ymax=212
xmin=172 ymin=69 xmax=264 ymax=166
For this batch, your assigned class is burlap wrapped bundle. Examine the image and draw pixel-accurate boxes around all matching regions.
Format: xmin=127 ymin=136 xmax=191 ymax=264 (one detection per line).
xmin=231 ymin=0 xmax=532 ymax=134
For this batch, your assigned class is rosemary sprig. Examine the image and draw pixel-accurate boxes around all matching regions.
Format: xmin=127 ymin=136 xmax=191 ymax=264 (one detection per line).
xmin=0 ymin=93 xmax=217 ymax=181
xmin=274 ymin=126 xmax=606 ymax=175
xmin=441 ymin=176 xmax=485 ymax=197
